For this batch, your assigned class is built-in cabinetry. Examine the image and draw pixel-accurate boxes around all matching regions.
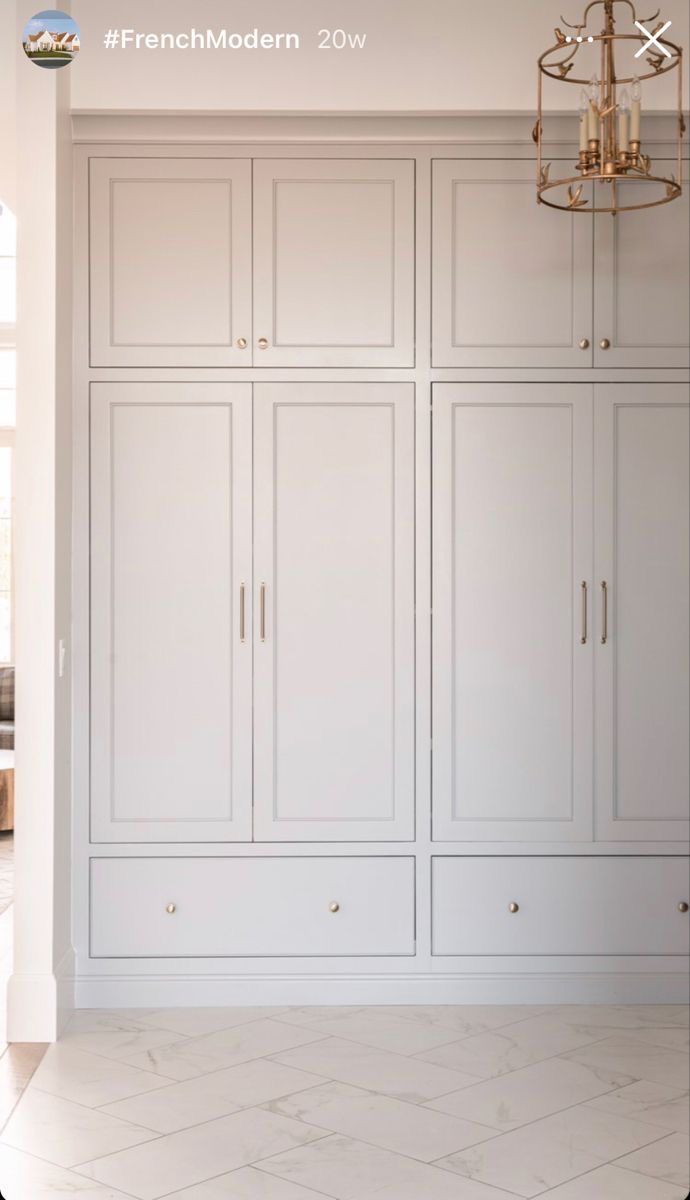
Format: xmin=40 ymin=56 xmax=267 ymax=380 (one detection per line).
xmin=594 ymin=386 xmax=690 ymax=839
xmin=252 ymin=384 xmax=415 ymax=841
xmin=76 ymin=131 xmax=689 ymax=1006
xmin=91 ymin=857 xmax=416 ymax=958
xmin=432 ymin=382 xmax=689 ymax=845
xmin=433 ymin=857 xmax=690 ymax=955
xmin=89 ymin=157 xmax=415 ymax=367
xmin=593 ymin=169 xmax=690 ymax=367
xmin=432 ymin=159 xmax=689 ymax=368
xmin=90 ymin=382 xmax=415 ymax=844
xmin=90 ymin=384 xmax=253 ymax=842
xmin=432 ymin=384 xmax=594 ymax=841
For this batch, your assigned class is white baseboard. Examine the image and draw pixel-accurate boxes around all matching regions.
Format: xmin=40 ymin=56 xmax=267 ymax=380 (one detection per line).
xmin=56 ymin=946 xmax=76 ymax=1035
xmin=7 ymin=971 xmax=59 ymax=1041
xmin=6 ymin=946 xmax=76 ymax=1041
xmin=74 ymin=970 xmax=690 ymax=1009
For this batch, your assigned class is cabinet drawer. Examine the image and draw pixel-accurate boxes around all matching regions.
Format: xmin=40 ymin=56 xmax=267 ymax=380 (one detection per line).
xmin=91 ymin=857 xmax=415 ymax=958
xmin=432 ymin=857 xmax=689 ymax=956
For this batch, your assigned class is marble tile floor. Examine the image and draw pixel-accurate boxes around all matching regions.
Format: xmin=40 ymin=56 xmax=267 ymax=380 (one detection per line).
xmin=0 ymin=1004 xmax=687 ymax=1199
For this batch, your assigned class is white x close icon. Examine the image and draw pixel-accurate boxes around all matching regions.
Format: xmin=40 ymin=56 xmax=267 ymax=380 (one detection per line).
xmin=634 ymin=19 xmax=672 ymax=57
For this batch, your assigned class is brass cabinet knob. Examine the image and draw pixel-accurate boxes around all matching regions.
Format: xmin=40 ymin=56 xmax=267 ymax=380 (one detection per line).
xmin=329 ymin=902 xmax=340 ymax=913
xmin=600 ymin=338 xmax=611 ymax=350
xmin=508 ymin=902 xmax=520 ymax=913
xmin=257 ymin=337 xmax=269 ymax=349
xmin=166 ymin=903 xmax=177 ymax=914
xmin=236 ymin=337 xmax=248 ymax=349
xmin=579 ymin=338 xmax=590 ymax=350
xmin=679 ymin=901 xmax=689 ymax=913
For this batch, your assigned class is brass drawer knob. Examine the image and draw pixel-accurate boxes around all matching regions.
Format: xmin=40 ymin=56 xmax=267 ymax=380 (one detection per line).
xmin=508 ymin=902 xmax=520 ymax=913
xmin=579 ymin=338 xmax=590 ymax=350
xmin=166 ymin=903 xmax=177 ymax=914
xmin=600 ymin=338 xmax=611 ymax=350
xmin=329 ymin=902 xmax=340 ymax=913
xmin=258 ymin=337 xmax=269 ymax=350
xmin=679 ymin=901 xmax=689 ymax=913
xmin=236 ymin=337 xmax=248 ymax=349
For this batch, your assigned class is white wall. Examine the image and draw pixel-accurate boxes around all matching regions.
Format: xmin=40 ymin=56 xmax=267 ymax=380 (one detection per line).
xmin=0 ymin=1 xmax=16 ymax=210
xmin=70 ymin=0 xmax=689 ymax=114
xmin=8 ymin=2 xmax=74 ymax=1042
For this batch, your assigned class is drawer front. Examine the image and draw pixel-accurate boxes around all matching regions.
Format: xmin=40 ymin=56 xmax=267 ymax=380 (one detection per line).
xmin=91 ymin=857 xmax=415 ymax=958
xmin=432 ymin=857 xmax=690 ymax=956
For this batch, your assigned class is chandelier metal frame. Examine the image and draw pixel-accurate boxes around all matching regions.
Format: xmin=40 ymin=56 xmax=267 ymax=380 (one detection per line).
xmin=535 ymin=0 xmax=685 ymax=214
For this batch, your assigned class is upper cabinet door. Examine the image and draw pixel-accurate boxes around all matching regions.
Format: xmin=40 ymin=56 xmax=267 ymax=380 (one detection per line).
xmin=432 ymin=160 xmax=594 ymax=368
xmin=90 ymin=159 xmax=252 ymax=366
xmin=433 ymin=384 xmax=594 ymax=842
xmin=595 ymin=386 xmax=690 ymax=841
xmin=253 ymin=384 xmax=415 ymax=841
xmin=594 ymin=167 xmax=689 ymax=368
xmin=90 ymin=383 xmax=253 ymax=842
xmin=252 ymin=160 xmax=415 ymax=366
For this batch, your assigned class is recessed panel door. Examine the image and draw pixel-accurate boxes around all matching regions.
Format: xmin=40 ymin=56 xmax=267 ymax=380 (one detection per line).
xmin=594 ymin=166 xmax=690 ymax=367
xmin=253 ymin=384 xmax=415 ymax=840
xmin=595 ymin=385 xmax=690 ymax=840
xmin=90 ymin=383 xmax=253 ymax=842
xmin=432 ymin=160 xmax=594 ymax=367
xmin=253 ymin=160 xmax=415 ymax=365
xmin=433 ymin=384 xmax=594 ymax=841
xmin=89 ymin=158 xmax=252 ymax=366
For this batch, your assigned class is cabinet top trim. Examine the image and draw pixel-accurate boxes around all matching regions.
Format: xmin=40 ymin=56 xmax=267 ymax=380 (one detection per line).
xmin=71 ymin=112 xmax=688 ymax=148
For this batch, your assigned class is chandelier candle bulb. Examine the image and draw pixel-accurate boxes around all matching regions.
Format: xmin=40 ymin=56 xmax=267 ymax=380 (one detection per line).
xmin=579 ymin=90 xmax=590 ymax=150
xmin=619 ymin=88 xmax=631 ymax=152
xmin=588 ymin=100 xmax=600 ymax=141
xmin=587 ymin=74 xmax=600 ymax=140
xmin=631 ymin=76 xmax=642 ymax=141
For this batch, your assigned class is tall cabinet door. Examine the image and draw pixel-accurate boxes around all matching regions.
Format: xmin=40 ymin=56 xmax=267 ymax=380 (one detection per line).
xmin=89 ymin=159 xmax=252 ymax=366
xmin=252 ymin=160 xmax=415 ymax=366
xmin=433 ymin=384 xmax=594 ymax=842
xmin=594 ymin=167 xmax=689 ymax=367
xmin=253 ymin=384 xmax=415 ymax=841
xmin=432 ymin=160 xmax=594 ymax=367
xmin=91 ymin=384 xmax=253 ymax=842
xmin=595 ymin=385 xmax=690 ymax=840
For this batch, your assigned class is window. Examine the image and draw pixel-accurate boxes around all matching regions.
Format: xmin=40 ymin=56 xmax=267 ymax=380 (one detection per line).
xmin=0 ymin=201 xmax=16 ymax=665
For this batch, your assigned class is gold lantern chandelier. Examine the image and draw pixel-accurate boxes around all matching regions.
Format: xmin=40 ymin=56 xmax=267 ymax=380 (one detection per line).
xmin=535 ymin=0 xmax=685 ymax=213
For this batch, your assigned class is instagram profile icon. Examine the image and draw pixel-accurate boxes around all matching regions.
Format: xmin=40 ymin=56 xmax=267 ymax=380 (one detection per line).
xmin=23 ymin=8 xmax=81 ymax=69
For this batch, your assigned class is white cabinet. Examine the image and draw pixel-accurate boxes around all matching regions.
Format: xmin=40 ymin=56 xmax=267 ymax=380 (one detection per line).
xmin=432 ymin=384 xmax=594 ymax=841
xmin=91 ymin=857 xmax=416 ymax=958
xmin=594 ymin=167 xmax=690 ymax=368
xmin=433 ymin=381 xmax=690 ymax=846
xmin=253 ymin=384 xmax=416 ymax=841
xmin=89 ymin=156 xmax=415 ymax=367
xmin=595 ymin=386 xmax=690 ymax=840
xmin=432 ymin=857 xmax=690 ymax=956
xmin=253 ymin=160 xmax=415 ymax=366
xmin=432 ymin=161 xmax=594 ymax=367
xmin=90 ymin=383 xmax=253 ymax=842
xmin=90 ymin=382 xmax=415 ymax=845
xmin=89 ymin=159 xmax=252 ymax=366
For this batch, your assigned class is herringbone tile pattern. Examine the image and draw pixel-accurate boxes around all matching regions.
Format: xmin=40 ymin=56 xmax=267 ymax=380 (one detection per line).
xmin=0 ymin=1005 xmax=687 ymax=1198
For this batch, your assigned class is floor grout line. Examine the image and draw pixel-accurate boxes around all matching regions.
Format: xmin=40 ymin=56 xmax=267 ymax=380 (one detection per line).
xmin=3 ymin=1008 xmax=687 ymax=1200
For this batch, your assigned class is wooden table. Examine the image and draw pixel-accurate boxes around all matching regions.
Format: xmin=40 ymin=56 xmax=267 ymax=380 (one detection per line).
xmin=0 ymin=750 xmax=14 ymax=831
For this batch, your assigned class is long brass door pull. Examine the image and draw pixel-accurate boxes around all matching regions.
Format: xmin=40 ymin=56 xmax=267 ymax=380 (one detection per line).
xmin=580 ymin=581 xmax=588 ymax=645
xmin=601 ymin=581 xmax=608 ymax=644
